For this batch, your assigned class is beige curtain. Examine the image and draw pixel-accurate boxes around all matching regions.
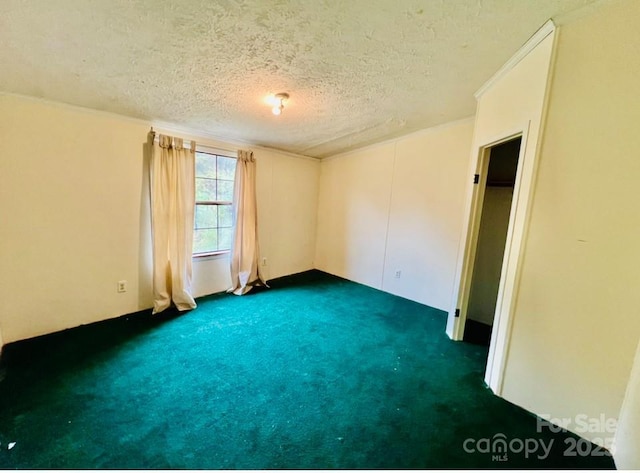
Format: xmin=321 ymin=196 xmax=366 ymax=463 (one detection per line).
xmin=229 ymin=150 xmax=266 ymax=295
xmin=150 ymin=134 xmax=197 ymax=313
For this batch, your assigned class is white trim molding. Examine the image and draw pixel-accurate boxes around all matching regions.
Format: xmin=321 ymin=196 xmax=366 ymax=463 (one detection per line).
xmin=475 ymin=20 xmax=556 ymax=99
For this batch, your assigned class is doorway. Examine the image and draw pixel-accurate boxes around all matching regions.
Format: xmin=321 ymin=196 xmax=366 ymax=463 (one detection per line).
xmin=463 ymin=138 xmax=521 ymax=346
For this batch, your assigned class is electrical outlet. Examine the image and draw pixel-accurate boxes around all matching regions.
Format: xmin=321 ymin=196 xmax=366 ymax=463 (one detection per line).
xmin=262 ymin=257 xmax=267 ymax=266
xmin=117 ymin=280 xmax=127 ymax=293
xmin=395 ymin=270 xmax=402 ymax=279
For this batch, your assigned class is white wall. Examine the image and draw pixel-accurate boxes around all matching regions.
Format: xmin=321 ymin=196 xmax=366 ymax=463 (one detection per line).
xmin=501 ymin=0 xmax=640 ymax=448
xmin=0 ymin=93 xmax=319 ymax=344
xmin=315 ymin=119 xmax=474 ymax=310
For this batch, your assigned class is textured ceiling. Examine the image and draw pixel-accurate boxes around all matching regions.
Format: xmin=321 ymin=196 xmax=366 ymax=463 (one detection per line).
xmin=0 ymin=0 xmax=600 ymax=158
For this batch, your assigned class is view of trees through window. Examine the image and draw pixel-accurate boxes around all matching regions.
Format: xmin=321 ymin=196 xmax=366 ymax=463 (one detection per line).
xmin=194 ymin=151 xmax=237 ymax=255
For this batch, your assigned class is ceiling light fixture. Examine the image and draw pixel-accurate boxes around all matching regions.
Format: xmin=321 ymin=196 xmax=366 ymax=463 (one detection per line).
xmin=271 ymin=93 xmax=289 ymax=116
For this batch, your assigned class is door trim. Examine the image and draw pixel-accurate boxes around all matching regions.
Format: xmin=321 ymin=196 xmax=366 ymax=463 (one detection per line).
xmin=447 ymin=121 xmax=533 ymax=395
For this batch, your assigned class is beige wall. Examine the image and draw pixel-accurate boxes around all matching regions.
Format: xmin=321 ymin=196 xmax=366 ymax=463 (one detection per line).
xmin=315 ymin=141 xmax=395 ymax=289
xmin=615 ymin=339 xmax=640 ymax=468
xmin=467 ymin=187 xmax=513 ymax=326
xmin=0 ymin=94 xmax=319 ymax=344
xmin=316 ymin=118 xmax=474 ymax=310
xmin=255 ymin=148 xmax=319 ymax=282
xmin=447 ymin=29 xmax=556 ymax=351
xmin=502 ymin=0 xmax=640 ymax=448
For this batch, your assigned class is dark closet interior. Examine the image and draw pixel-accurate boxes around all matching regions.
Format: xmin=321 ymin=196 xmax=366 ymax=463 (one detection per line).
xmin=464 ymin=138 xmax=521 ymax=346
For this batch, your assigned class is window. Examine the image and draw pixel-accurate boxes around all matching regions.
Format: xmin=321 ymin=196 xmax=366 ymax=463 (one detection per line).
xmin=193 ymin=151 xmax=237 ymax=256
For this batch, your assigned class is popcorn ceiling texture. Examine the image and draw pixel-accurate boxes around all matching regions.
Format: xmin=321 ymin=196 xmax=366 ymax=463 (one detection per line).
xmin=0 ymin=0 xmax=597 ymax=158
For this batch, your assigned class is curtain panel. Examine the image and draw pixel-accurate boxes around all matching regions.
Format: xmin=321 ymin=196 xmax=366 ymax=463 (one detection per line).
xmin=150 ymin=134 xmax=197 ymax=313
xmin=229 ymin=150 xmax=266 ymax=295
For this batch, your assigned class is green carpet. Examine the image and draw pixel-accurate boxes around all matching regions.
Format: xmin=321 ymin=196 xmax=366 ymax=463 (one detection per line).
xmin=0 ymin=270 xmax=615 ymax=469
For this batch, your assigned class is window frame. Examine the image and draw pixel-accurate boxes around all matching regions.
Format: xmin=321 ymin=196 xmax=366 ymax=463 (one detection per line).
xmin=193 ymin=149 xmax=237 ymax=258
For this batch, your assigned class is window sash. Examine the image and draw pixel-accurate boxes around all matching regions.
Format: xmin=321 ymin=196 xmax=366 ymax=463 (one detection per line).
xmin=193 ymin=150 xmax=237 ymax=257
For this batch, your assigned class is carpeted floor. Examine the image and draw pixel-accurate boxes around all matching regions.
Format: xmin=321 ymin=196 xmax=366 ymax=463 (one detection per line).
xmin=0 ymin=270 xmax=615 ymax=469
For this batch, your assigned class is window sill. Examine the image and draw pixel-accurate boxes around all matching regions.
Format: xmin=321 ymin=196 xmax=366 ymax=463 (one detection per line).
xmin=193 ymin=250 xmax=230 ymax=260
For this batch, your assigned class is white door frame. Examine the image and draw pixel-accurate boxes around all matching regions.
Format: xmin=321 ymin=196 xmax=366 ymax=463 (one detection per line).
xmin=447 ymin=121 xmax=534 ymax=395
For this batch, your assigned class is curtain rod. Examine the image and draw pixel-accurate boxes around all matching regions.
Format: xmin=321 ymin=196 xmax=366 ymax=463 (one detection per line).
xmin=149 ymin=126 xmax=238 ymax=155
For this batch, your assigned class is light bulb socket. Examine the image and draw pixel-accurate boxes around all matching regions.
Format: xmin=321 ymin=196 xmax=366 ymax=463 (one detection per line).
xmin=271 ymin=92 xmax=289 ymax=116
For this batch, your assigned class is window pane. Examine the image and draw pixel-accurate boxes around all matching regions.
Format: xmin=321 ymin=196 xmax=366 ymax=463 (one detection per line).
xmin=195 ymin=153 xmax=216 ymax=178
xmin=196 ymin=178 xmax=216 ymax=201
xmin=217 ymin=180 xmax=234 ymax=201
xmin=193 ymin=229 xmax=217 ymax=254
xmin=195 ymin=205 xmax=217 ymax=229
xmin=219 ymin=227 xmax=233 ymax=251
xmin=193 ymin=153 xmax=237 ymax=255
xmin=217 ymin=156 xmax=236 ymax=180
xmin=218 ymin=204 xmax=233 ymax=227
